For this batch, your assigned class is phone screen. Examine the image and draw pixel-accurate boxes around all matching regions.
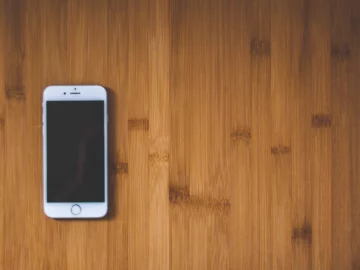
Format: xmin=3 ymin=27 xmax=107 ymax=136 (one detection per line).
xmin=46 ymin=101 xmax=105 ymax=203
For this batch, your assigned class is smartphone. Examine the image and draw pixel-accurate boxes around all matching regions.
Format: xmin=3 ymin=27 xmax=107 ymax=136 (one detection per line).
xmin=43 ymin=85 xmax=108 ymax=219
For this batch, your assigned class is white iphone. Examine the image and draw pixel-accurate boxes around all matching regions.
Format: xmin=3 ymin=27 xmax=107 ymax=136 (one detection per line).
xmin=43 ymin=85 xmax=108 ymax=219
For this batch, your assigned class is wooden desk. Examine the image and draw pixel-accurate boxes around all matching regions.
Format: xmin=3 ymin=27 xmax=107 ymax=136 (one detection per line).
xmin=0 ymin=0 xmax=359 ymax=269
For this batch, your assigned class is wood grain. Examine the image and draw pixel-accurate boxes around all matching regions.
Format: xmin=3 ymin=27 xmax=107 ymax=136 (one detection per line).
xmin=148 ymin=0 xmax=170 ymax=269
xmin=1 ymin=0 xmax=360 ymax=269
xmin=106 ymin=0 xmax=129 ymax=269
xmin=331 ymin=0 xmax=352 ymax=269
xmin=0 ymin=0 xmax=4 ymax=268
xmin=350 ymin=2 xmax=360 ymax=269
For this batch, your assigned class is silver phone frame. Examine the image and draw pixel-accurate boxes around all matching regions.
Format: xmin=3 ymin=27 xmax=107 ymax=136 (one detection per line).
xmin=42 ymin=85 xmax=108 ymax=219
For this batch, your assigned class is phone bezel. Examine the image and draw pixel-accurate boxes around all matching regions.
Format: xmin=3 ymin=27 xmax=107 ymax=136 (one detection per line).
xmin=42 ymin=85 xmax=108 ymax=219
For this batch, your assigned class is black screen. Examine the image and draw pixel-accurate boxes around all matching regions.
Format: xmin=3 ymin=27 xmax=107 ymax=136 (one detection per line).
xmin=46 ymin=101 xmax=105 ymax=202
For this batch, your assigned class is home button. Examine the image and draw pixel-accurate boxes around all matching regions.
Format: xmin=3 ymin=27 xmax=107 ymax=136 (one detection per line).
xmin=71 ymin=204 xmax=81 ymax=215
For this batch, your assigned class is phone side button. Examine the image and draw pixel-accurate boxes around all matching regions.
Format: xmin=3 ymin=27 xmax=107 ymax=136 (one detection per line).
xmin=71 ymin=204 xmax=81 ymax=215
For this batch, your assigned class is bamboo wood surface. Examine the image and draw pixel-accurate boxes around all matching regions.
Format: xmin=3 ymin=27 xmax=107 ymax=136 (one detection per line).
xmin=0 ymin=0 xmax=360 ymax=269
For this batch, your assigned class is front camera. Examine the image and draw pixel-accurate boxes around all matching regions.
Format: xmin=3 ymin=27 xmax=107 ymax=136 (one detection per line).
xmin=63 ymin=92 xmax=66 ymax=95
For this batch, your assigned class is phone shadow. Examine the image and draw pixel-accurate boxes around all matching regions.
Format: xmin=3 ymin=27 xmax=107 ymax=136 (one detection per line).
xmin=104 ymin=86 xmax=117 ymax=221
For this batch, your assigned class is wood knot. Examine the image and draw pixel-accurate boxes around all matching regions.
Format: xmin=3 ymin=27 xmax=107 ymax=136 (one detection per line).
xmin=331 ymin=43 xmax=350 ymax=59
xmin=292 ymin=224 xmax=312 ymax=243
xmin=312 ymin=114 xmax=332 ymax=128
xmin=128 ymin=119 xmax=149 ymax=131
xmin=231 ymin=129 xmax=251 ymax=143
xmin=250 ymin=39 xmax=271 ymax=56
xmin=169 ymin=186 xmax=190 ymax=204
xmin=271 ymin=145 xmax=291 ymax=155
xmin=113 ymin=162 xmax=128 ymax=174
xmin=149 ymin=153 xmax=169 ymax=164
xmin=169 ymin=185 xmax=231 ymax=215
xmin=5 ymin=87 xmax=26 ymax=100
